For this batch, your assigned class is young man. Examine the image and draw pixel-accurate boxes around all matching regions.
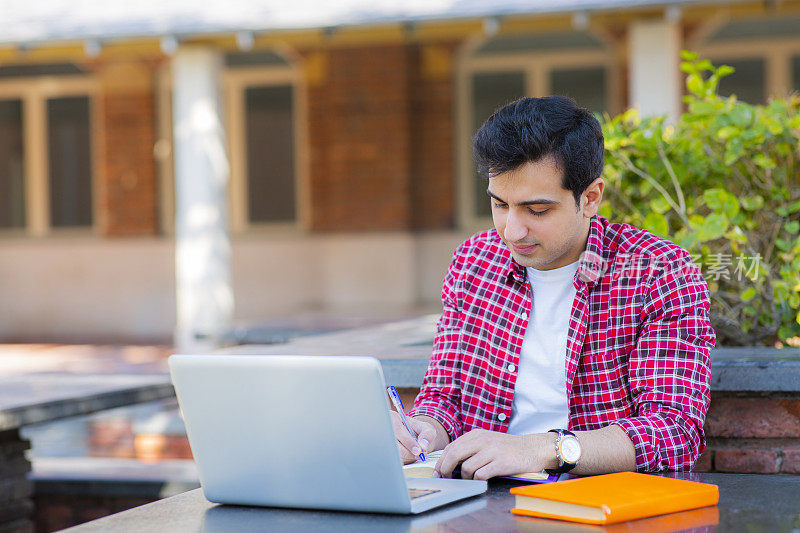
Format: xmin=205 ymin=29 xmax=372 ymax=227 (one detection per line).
xmin=391 ymin=96 xmax=715 ymax=478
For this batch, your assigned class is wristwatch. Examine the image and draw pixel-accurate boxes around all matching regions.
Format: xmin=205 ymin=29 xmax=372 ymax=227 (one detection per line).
xmin=545 ymin=429 xmax=582 ymax=475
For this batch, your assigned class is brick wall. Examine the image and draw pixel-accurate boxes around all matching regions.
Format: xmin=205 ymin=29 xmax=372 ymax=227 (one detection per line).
xmin=694 ymin=394 xmax=800 ymax=474
xmin=94 ymin=59 xmax=161 ymax=237
xmin=409 ymin=43 xmax=458 ymax=230
xmin=303 ymin=42 xmax=459 ymax=232
xmin=33 ymin=494 xmax=152 ymax=533
xmin=0 ymin=430 xmax=33 ymax=533
xmin=304 ymin=44 xmax=414 ymax=231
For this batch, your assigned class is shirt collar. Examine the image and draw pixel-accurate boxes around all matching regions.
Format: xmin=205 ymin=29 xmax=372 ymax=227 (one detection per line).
xmin=576 ymin=215 xmax=606 ymax=286
xmin=503 ymin=215 xmax=606 ymax=287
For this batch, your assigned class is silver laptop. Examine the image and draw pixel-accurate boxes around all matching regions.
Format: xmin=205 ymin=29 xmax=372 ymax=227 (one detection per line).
xmin=168 ymin=354 xmax=486 ymax=514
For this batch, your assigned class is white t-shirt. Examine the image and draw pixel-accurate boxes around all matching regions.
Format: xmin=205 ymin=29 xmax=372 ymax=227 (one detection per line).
xmin=506 ymin=259 xmax=580 ymax=436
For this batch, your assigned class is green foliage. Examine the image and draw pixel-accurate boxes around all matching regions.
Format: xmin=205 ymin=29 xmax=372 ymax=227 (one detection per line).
xmin=601 ymin=54 xmax=800 ymax=346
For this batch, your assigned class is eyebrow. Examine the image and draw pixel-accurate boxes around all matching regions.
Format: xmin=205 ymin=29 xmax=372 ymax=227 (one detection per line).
xmin=487 ymin=190 xmax=560 ymax=207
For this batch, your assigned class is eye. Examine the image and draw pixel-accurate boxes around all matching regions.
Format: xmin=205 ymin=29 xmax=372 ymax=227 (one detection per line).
xmin=528 ymin=209 xmax=549 ymax=216
xmin=492 ymin=202 xmax=508 ymax=209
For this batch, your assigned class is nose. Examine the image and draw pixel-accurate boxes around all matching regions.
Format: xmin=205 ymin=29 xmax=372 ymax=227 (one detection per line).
xmin=504 ymin=209 xmax=528 ymax=243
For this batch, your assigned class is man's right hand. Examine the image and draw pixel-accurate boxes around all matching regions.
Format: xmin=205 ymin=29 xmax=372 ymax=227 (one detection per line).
xmin=390 ymin=411 xmax=438 ymax=464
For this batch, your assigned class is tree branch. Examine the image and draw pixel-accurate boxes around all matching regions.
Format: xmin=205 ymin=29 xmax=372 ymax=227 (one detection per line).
xmin=657 ymin=143 xmax=686 ymax=214
xmin=618 ymin=154 xmax=692 ymax=228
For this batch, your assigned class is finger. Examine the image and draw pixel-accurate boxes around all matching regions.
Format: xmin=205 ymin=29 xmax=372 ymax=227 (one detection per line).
xmin=472 ymin=461 xmax=500 ymax=481
xmin=395 ymin=440 xmax=419 ymax=464
xmin=408 ymin=419 xmax=436 ymax=452
xmin=459 ymin=452 xmax=492 ymax=480
xmin=435 ymin=438 xmax=479 ymax=479
xmin=390 ymin=412 xmax=421 ymax=455
xmin=435 ymin=430 xmax=488 ymax=477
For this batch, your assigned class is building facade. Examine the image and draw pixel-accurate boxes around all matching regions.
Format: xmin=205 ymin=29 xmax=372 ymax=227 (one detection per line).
xmin=1 ymin=1 xmax=799 ymax=343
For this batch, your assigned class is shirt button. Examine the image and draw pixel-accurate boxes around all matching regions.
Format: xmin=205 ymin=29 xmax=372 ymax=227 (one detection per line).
xmin=498 ymin=413 xmax=507 ymax=422
xmin=507 ymin=364 xmax=516 ymax=373
xmin=521 ymin=312 xmax=528 ymax=321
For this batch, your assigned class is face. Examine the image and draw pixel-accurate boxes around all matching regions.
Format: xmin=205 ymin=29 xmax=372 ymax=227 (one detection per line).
xmin=488 ymin=155 xmax=604 ymax=270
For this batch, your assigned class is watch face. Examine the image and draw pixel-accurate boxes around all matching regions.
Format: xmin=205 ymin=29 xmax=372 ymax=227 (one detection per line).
xmin=560 ymin=436 xmax=582 ymax=463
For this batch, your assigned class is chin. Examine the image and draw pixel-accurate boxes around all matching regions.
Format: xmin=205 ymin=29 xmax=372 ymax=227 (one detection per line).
xmin=512 ymin=253 xmax=545 ymax=268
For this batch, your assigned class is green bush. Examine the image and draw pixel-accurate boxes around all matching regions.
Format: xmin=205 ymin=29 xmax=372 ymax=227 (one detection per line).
xmin=599 ymin=51 xmax=800 ymax=346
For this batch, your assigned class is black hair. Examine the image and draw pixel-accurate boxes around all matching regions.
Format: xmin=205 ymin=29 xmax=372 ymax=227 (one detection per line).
xmin=472 ymin=96 xmax=604 ymax=206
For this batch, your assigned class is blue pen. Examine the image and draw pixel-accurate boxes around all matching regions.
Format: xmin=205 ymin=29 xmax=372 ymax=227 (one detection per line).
xmin=387 ymin=386 xmax=426 ymax=462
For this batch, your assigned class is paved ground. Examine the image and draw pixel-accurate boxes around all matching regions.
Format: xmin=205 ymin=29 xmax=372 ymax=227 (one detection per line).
xmin=0 ymin=307 xmax=437 ymax=377
xmin=0 ymin=344 xmax=173 ymax=377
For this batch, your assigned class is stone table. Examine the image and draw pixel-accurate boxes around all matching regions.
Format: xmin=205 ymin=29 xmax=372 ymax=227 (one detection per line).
xmin=0 ymin=373 xmax=173 ymax=533
xmin=61 ymin=472 xmax=800 ymax=532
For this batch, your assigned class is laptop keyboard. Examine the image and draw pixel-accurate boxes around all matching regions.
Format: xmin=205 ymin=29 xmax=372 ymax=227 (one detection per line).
xmin=408 ymin=488 xmax=441 ymax=500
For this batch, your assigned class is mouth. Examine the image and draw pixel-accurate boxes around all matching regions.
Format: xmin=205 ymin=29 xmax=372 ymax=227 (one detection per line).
xmin=511 ymin=243 xmax=538 ymax=255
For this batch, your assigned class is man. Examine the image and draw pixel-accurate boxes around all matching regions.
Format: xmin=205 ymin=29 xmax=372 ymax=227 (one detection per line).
xmin=391 ymin=96 xmax=715 ymax=479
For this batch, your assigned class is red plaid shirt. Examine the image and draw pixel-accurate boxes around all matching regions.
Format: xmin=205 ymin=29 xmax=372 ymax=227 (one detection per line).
xmin=408 ymin=215 xmax=716 ymax=472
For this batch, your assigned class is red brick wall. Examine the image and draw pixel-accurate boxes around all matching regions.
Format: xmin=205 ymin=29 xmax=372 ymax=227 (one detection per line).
xmin=94 ymin=59 xmax=161 ymax=237
xmin=303 ymin=42 xmax=459 ymax=232
xmin=0 ymin=431 xmax=33 ymax=533
xmin=409 ymin=43 xmax=457 ymax=230
xmin=304 ymin=44 xmax=414 ymax=231
xmin=34 ymin=494 xmax=152 ymax=533
xmin=695 ymin=394 xmax=800 ymax=474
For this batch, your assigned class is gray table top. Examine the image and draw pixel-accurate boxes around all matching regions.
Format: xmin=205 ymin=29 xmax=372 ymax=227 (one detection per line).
xmin=0 ymin=373 xmax=173 ymax=431
xmin=62 ymin=472 xmax=800 ymax=532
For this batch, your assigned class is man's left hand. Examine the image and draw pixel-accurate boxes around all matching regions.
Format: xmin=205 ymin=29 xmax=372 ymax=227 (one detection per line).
xmin=433 ymin=429 xmax=552 ymax=480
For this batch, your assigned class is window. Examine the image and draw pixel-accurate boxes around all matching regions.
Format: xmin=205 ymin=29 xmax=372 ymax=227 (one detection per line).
xmin=470 ymin=72 xmax=525 ymax=218
xmin=47 ymin=96 xmax=93 ymax=227
xmin=550 ymin=67 xmax=607 ymax=115
xmin=715 ymin=58 xmax=765 ymax=104
xmin=707 ymin=16 xmax=800 ymax=42
xmin=0 ymin=68 xmax=95 ymax=235
xmin=0 ymin=63 xmax=86 ymax=78
xmin=244 ymin=85 xmax=295 ymax=223
xmin=224 ymin=52 xmax=303 ymax=232
xmin=459 ymin=30 xmax=618 ymax=227
xmin=0 ymin=99 xmax=24 ymax=229
xmin=694 ymin=15 xmax=800 ymax=104
xmin=157 ymin=51 xmax=303 ymax=234
xmin=792 ymin=56 xmax=800 ymax=92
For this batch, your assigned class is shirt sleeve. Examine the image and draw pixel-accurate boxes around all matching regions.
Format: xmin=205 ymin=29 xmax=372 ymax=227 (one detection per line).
xmin=406 ymin=242 xmax=468 ymax=441
xmin=610 ymin=251 xmax=716 ymax=472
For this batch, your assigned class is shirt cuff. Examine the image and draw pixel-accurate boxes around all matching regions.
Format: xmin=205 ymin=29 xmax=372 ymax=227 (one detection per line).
xmin=407 ymin=403 xmax=462 ymax=442
xmin=610 ymin=418 xmax=660 ymax=473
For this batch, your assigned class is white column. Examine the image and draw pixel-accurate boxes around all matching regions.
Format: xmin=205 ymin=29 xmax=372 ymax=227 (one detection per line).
xmin=766 ymin=52 xmax=791 ymax=100
xmin=172 ymin=47 xmax=233 ymax=352
xmin=628 ymin=18 xmax=682 ymax=122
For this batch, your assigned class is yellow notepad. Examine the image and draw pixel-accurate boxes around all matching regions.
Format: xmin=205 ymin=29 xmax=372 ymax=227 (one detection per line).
xmin=510 ymin=472 xmax=719 ymax=525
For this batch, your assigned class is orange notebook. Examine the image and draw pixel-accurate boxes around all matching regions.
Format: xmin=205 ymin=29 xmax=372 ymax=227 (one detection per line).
xmin=510 ymin=472 xmax=719 ymax=525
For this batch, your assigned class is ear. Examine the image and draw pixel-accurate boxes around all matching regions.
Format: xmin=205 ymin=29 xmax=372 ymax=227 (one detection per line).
xmin=580 ymin=178 xmax=604 ymax=218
